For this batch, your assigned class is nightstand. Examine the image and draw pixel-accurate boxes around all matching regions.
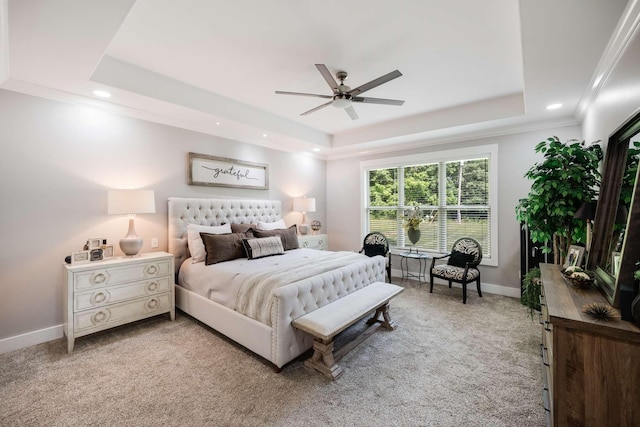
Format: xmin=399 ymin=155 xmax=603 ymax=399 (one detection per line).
xmin=63 ymin=252 xmax=175 ymax=353
xmin=298 ymin=234 xmax=328 ymax=250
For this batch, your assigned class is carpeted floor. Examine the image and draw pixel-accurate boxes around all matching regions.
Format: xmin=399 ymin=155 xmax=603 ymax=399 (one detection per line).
xmin=0 ymin=281 xmax=544 ymax=426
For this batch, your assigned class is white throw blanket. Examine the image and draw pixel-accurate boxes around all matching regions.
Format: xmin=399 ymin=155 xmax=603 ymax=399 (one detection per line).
xmin=235 ymin=251 xmax=368 ymax=325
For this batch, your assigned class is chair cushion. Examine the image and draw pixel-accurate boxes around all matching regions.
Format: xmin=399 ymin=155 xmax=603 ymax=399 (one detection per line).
xmin=432 ymin=265 xmax=479 ymax=281
xmin=364 ymin=244 xmax=387 ymax=258
xmin=448 ymin=251 xmax=475 ymax=268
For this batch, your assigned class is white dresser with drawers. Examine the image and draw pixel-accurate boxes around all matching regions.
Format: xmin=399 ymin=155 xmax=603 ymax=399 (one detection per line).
xmin=63 ymin=252 xmax=175 ymax=353
xmin=298 ymin=234 xmax=328 ymax=250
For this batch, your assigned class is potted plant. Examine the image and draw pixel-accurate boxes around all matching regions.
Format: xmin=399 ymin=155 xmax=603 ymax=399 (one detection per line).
xmin=516 ymin=137 xmax=602 ymax=265
xmin=521 ymin=267 xmax=541 ymax=318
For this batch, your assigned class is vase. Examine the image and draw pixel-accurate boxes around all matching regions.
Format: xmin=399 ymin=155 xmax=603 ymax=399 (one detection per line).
xmin=407 ymin=228 xmax=421 ymax=245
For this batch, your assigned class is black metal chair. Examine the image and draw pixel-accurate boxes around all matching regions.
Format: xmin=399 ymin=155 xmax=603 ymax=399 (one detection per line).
xmin=430 ymin=237 xmax=483 ymax=303
xmin=360 ymin=232 xmax=392 ymax=283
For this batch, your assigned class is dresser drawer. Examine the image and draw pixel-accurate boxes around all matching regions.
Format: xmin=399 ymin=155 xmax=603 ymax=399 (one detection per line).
xmin=298 ymin=234 xmax=328 ymax=250
xmin=74 ymin=259 xmax=171 ymax=290
xmin=74 ymin=293 xmax=171 ymax=333
xmin=74 ymin=277 xmax=170 ymax=311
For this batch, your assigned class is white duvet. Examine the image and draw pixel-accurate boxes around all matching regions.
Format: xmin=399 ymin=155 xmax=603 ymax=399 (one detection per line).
xmin=178 ymin=248 xmax=369 ymax=311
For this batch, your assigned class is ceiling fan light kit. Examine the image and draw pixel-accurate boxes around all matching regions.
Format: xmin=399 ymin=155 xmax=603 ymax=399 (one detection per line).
xmin=276 ymin=64 xmax=404 ymax=120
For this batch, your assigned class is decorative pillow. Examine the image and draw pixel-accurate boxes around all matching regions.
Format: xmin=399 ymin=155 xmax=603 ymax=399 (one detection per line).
xmin=242 ymin=236 xmax=285 ymax=260
xmin=256 ymin=219 xmax=286 ymax=230
xmin=254 ymin=225 xmax=299 ymax=250
xmin=201 ymin=231 xmax=253 ymax=265
xmin=231 ymin=223 xmax=256 ymax=233
xmin=447 ymin=251 xmax=476 ymax=268
xmin=187 ymin=223 xmax=231 ymax=263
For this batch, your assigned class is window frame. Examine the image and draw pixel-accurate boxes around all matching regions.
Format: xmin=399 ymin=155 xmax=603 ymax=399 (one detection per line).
xmin=360 ymin=144 xmax=499 ymax=267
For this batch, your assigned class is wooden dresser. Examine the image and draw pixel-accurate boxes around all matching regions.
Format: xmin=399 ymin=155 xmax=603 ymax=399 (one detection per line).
xmin=539 ymin=264 xmax=640 ymax=426
xmin=63 ymin=252 xmax=175 ymax=353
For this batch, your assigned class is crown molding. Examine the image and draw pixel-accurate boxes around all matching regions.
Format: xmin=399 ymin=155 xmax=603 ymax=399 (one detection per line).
xmin=576 ymin=0 xmax=640 ymax=120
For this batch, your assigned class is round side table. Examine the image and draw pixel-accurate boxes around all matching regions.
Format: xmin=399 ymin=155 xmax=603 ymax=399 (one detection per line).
xmin=400 ymin=251 xmax=430 ymax=285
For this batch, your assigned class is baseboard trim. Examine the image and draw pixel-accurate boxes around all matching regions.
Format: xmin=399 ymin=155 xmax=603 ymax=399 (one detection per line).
xmin=0 ymin=324 xmax=63 ymax=354
xmin=390 ymin=268 xmax=521 ymax=298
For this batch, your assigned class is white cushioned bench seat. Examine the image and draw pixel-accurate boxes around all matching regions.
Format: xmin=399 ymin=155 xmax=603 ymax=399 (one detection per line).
xmin=292 ymin=281 xmax=404 ymax=379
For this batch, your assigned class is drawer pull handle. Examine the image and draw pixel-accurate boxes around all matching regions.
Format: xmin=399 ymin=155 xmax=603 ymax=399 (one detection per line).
xmin=147 ymin=282 xmax=159 ymax=292
xmin=145 ymin=264 xmax=159 ymax=275
xmin=93 ymin=292 xmax=107 ymax=304
xmin=91 ymin=310 xmax=110 ymax=324
xmin=303 ymin=241 xmax=308 ymax=247
xmin=91 ymin=273 xmax=108 ymax=285
xmin=147 ymin=298 xmax=159 ymax=309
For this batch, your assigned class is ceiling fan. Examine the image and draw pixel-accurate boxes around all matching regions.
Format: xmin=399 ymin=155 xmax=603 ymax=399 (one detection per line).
xmin=275 ymin=64 xmax=404 ymax=120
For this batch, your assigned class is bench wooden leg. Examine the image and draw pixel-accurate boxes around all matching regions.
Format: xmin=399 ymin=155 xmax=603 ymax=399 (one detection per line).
xmin=366 ymin=303 xmax=398 ymax=331
xmin=305 ymin=338 xmax=344 ymax=380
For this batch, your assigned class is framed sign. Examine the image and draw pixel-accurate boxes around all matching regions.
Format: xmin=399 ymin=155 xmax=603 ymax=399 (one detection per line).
xmin=188 ymin=152 xmax=268 ymax=190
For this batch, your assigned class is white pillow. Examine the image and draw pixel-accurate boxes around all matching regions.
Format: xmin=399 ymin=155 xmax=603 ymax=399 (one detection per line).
xmin=187 ymin=223 xmax=232 ymax=263
xmin=256 ymin=219 xmax=286 ymax=230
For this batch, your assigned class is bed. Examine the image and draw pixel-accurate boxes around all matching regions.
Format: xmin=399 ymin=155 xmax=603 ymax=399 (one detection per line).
xmin=168 ymin=197 xmax=386 ymax=369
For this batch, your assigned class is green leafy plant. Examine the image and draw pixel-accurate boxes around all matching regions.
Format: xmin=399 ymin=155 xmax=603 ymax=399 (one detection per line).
xmin=515 ymin=137 xmax=603 ymax=264
xmin=634 ymin=261 xmax=640 ymax=282
xmin=521 ymin=267 xmax=541 ymax=319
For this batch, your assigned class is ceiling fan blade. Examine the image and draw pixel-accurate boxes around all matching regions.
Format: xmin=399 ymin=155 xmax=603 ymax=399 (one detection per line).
xmin=352 ymin=96 xmax=405 ymax=106
xmin=345 ymin=105 xmax=359 ymax=120
xmin=349 ymin=70 xmax=403 ymax=97
xmin=301 ymin=101 xmax=332 ymax=116
xmin=275 ymin=90 xmax=333 ymax=99
xmin=315 ymin=64 xmax=338 ymax=92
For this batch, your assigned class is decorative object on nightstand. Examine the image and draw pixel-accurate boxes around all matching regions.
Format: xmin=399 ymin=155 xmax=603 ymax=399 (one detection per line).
xmin=293 ymin=196 xmax=316 ymax=235
xmin=311 ymin=220 xmax=322 ymax=234
xmin=108 ymin=189 xmax=156 ymax=256
xmin=63 ymin=252 xmax=175 ymax=353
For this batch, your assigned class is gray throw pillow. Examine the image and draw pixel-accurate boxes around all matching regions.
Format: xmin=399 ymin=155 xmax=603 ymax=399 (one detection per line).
xmin=201 ymin=231 xmax=254 ymax=265
xmin=242 ymin=236 xmax=285 ymax=260
xmin=254 ymin=225 xmax=299 ymax=250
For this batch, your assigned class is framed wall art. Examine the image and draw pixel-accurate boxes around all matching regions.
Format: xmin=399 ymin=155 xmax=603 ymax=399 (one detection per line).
xmin=188 ymin=152 xmax=268 ymax=190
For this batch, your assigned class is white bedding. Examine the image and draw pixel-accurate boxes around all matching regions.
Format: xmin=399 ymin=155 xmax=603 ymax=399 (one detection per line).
xmin=178 ymin=248 xmax=368 ymax=311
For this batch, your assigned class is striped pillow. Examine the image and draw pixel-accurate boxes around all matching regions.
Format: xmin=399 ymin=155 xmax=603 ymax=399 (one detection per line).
xmin=242 ymin=236 xmax=284 ymax=260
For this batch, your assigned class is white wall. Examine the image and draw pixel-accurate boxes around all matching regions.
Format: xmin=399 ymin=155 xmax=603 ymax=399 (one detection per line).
xmin=327 ymin=125 xmax=582 ymax=294
xmin=0 ymin=89 xmax=326 ymax=345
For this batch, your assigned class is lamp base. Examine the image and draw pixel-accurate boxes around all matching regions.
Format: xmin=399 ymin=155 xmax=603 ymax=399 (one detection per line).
xmin=120 ymin=237 xmax=143 ymax=257
xmin=299 ymin=223 xmax=311 ymax=235
xmin=120 ymin=217 xmax=143 ymax=256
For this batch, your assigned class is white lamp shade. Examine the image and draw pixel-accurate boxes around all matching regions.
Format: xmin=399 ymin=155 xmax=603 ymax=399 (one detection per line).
xmin=293 ymin=197 xmax=316 ymax=213
xmin=108 ymin=190 xmax=156 ymax=215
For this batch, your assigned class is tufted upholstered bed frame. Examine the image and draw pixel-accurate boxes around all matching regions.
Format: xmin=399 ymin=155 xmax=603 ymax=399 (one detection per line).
xmin=168 ymin=197 xmax=386 ymax=369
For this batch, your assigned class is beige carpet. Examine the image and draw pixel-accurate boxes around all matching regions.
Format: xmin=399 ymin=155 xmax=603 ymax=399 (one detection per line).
xmin=0 ymin=281 xmax=544 ymax=426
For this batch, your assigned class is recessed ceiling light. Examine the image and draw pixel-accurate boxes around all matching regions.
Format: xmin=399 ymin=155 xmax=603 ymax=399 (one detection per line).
xmin=312 ymin=148 xmax=321 ymax=152
xmin=262 ymin=134 xmax=267 ymax=138
xmin=93 ymin=90 xmax=111 ymax=98
xmin=546 ymin=103 xmax=562 ymax=110
xmin=215 ymin=121 xmax=221 ymax=125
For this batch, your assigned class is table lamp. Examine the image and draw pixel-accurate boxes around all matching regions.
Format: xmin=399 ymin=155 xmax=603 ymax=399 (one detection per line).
xmin=293 ymin=197 xmax=316 ymax=235
xmin=108 ymin=189 xmax=156 ymax=256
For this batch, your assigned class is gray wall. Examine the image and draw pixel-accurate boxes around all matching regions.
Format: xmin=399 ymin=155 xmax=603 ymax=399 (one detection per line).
xmin=0 ymin=89 xmax=326 ymax=342
xmin=327 ymin=125 xmax=581 ymax=293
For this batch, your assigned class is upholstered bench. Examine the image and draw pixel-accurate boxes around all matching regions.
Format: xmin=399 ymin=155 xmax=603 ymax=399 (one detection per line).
xmin=292 ymin=282 xmax=404 ymax=380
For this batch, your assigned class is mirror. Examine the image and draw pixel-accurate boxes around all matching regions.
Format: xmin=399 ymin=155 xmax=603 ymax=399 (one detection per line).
xmin=589 ymin=110 xmax=640 ymax=308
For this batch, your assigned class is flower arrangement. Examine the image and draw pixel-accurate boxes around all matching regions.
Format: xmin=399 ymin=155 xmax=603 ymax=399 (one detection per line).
xmin=634 ymin=261 xmax=640 ymax=282
xmin=402 ymin=206 xmax=437 ymax=231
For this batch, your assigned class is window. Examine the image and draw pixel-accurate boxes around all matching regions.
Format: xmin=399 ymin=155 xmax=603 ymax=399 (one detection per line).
xmin=362 ymin=144 xmax=498 ymax=265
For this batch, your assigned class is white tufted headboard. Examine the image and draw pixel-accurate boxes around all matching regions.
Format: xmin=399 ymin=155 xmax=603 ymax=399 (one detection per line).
xmin=168 ymin=197 xmax=282 ymax=273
